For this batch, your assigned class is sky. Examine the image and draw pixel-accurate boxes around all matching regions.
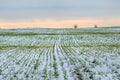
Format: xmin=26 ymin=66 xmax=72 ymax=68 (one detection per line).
xmin=0 ymin=0 xmax=120 ymax=28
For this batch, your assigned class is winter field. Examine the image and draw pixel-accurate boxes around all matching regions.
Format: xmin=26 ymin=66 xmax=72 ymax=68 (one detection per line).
xmin=0 ymin=27 xmax=120 ymax=80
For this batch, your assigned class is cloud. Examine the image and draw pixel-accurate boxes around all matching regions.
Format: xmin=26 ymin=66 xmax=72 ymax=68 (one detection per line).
xmin=0 ymin=0 xmax=120 ymax=20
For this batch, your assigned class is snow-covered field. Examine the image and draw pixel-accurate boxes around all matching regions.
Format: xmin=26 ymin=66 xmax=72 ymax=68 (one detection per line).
xmin=0 ymin=27 xmax=120 ymax=80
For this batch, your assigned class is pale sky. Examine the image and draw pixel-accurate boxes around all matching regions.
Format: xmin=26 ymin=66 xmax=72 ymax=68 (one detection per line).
xmin=0 ymin=0 xmax=120 ymax=28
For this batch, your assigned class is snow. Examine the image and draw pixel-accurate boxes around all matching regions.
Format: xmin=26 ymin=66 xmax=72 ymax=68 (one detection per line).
xmin=0 ymin=28 xmax=120 ymax=80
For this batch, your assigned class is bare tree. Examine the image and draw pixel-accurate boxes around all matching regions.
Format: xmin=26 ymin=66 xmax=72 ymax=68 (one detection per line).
xmin=95 ymin=24 xmax=98 ymax=28
xmin=74 ymin=24 xmax=78 ymax=29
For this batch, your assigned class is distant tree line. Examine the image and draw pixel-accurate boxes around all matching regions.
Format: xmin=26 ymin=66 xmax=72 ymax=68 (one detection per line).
xmin=73 ymin=24 xmax=98 ymax=28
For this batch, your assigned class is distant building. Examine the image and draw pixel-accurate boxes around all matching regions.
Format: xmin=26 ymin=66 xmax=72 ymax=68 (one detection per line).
xmin=74 ymin=24 xmax=78 ymax=29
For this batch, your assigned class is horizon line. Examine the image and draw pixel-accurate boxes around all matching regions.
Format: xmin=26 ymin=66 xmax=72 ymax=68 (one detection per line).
xmin=0 ymin=18 xmax=120 ymax=29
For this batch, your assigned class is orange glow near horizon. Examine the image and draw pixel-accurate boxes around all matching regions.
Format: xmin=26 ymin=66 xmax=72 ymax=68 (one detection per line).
xmin=0 ymin=18 xmax=120 ymax=29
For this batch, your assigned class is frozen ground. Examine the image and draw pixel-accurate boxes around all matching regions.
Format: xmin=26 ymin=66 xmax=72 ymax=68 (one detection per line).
xmin=0 ymin=27 xmax=120 ymax=80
